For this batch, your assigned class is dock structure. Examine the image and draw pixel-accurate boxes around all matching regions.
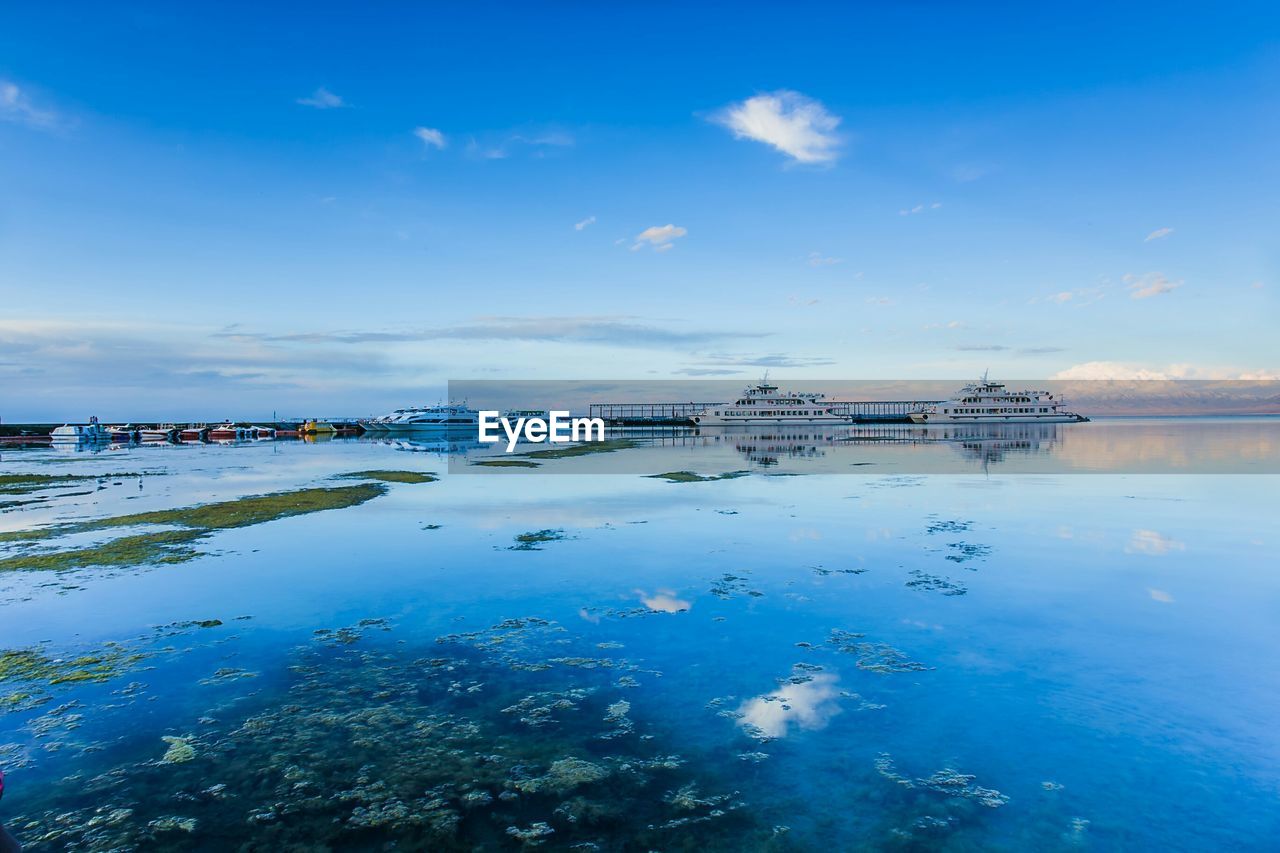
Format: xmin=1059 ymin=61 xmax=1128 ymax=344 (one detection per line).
xmin=588 ymin=400 xmax=943 ymax=425
xmin=588 ymin=402 xmax=721 ymax=425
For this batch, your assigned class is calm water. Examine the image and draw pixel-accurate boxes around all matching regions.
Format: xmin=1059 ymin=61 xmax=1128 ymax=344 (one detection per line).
xmin=1 ymin=418 xmax=1277 ymax=850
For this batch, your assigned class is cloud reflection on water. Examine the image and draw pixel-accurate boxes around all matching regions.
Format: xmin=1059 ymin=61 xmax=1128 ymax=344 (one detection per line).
xmin=737 ymin=672 xmax=842 ymax=739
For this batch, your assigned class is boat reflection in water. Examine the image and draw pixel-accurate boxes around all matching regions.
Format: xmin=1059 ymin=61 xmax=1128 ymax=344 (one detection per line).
xmin=362 ymin=432 xmax=487 ymax=457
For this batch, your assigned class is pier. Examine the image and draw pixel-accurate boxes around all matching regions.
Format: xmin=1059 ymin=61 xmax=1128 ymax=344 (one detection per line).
xmin=588 ymin=399 xmax=942 ymax=425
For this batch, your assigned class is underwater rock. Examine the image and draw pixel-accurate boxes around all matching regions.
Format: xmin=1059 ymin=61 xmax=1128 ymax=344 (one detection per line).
xmin=828 ymin=630 xmax=933 ymax=674
xmin=945 ymin=542 xmax=992 ymax=564
xmin=875 ymin=753 xmax=1009 ymax=808
xmin=710 ymin=572 xmax=764 ymax=600
xmin=148 ymin=815 xmax=197 ymax=833
xmin=515 ymin=757 xmax=611 ymax=794
xmin=506 ymin=820 xmax=555 ymax=845
xmin=926 ymin=519 xmax=972 ymax=534
xmin=160 ymin=735 xmax=196 ymax=764
xmin=198 ymin=666 xmax=258 ymax=685
xmin=508 ymin=529 xmax=570 ymax=551
xmin=905 ymin=569 xmax=968 ymax=596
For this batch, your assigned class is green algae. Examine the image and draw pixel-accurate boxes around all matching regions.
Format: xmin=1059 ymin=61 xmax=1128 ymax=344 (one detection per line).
xmin=0 ymin=645 xmax=150 ymax=705
xmin=0 ymin=472 xmax=149 ymax=496
xmin=517 ymin=438 xmax=638 ymax=460
xmin=509 ymin=529 xmax=570 ymax=551
xmin=0 ymin=484 xmax=388 ymax=573
xmin=337 ymin=470 xmax=438 ymax=484
xmin=471 ymin=459 xmax=541 ymax=468
xmin=82 ymin=483 xmax=387 ymax=533
xmin=0 ymin=528 xmax=209 ymax=572
xmin=649 ymin=470 xmax=751 ymax=483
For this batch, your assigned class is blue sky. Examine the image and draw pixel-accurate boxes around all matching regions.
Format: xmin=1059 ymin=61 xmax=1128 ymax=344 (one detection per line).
xmin=1 ymin=2 xmax=1277 ymax=419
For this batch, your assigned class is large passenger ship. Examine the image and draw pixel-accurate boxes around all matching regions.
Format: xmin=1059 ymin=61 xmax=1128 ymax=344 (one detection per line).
xmin=372 ymin=403 xmax=481 ymax=432
xmin=908 ymin=376 xmax=1087 ymax=424
xmin=692 ymin=380 xmax=852 ymax=426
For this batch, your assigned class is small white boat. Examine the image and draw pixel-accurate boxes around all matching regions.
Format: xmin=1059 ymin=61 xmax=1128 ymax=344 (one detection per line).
xmin=207 ymin=423 xmax=250 ymax=441
xmin=106 ymin=424 xmax=141 ymax=442
xmin=138 ymin=426 xmax=179 ymax=442
xmin=249 ymin=425 xmax=277 ymax=439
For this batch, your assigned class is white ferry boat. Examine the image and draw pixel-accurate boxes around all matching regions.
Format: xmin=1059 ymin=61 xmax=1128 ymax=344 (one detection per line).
xmin=382 ymin=403 xmax=481 ymax=432
xmin=908 ymin=376 xmax=1087 ymax=424
xmin=692 ymin=380 xmax=852 ymax=426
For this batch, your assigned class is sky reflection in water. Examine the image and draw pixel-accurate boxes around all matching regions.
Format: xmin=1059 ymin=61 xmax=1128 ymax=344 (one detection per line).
xmin=0 ymin=420 xmax=1277 ymax=849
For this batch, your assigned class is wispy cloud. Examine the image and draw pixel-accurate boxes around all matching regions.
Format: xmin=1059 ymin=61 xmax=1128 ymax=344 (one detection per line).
xmin=865 ymin=296 xmax=892 ymax=306
xmin=1144 ymin=227 xmax=1174 ymax=242
xmin=1125 ymin=272 xmax=1180 ymax=299
xmin=899 ymin=202 xmax=942 ymax=216
xmin=296 ymin=86 xmax=346 ymax=109
xmin=673 ymin=367 xmax=743 ymax=376
xmin=1031 ymin=286 xmax=1105 ymax=307
xmin=711 ymin=90 xmax=842 ymax=165
xmin=0 ymin=80 xmax=60 ymax=129
xmin=690 ymin=353 xmax=835 ymax=369
xmin=465 ymin=130 xmax=573 ymax=160
xmin=215 ymin=315 xmax=764 ymax=349
xmin=954 ymin=344 xmax=1010 ymax=351
xmin=414 ymin=127 xmax=447 ymax=150
xmin=632 ymin=224 xmax=687 ymax=252
xmin=574 ymin=215 xmax=596 ymax=231
xmin=807 ymin=252 xmax=842 ymax=267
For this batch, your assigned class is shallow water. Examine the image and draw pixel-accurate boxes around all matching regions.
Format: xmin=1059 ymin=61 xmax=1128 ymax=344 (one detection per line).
xmin=1 ymin=420 xmax=1278 ymax=850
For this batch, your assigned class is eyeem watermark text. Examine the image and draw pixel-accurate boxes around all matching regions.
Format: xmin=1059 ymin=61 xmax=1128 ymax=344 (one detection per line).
xmin=478 ymin=411 xmax=605 ymax=452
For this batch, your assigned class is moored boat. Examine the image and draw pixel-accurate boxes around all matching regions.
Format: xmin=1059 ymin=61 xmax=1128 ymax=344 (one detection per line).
xmin=691 ymin=380 xmax=852 ymax=426
xmin=139 ymin=425 xmax=179 ymax=442
xmin=908 ymin=375 xmax=1088 ymax=424
xmin=381 ymin=404 xmax=480 ymax=432
xmin=107 ymin=424 xmax=141 ymax=443
xmin=208 ymin=423 xmax=250 ymax=440
xmin=50 ymin=418 xmax=111 ymax=443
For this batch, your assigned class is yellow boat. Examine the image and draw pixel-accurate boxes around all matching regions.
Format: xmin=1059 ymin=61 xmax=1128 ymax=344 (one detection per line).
xmin=301 ymin=420 xmax=336 ymax=435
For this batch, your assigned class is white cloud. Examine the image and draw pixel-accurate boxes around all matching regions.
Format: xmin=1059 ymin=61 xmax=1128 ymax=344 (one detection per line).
xmin=738 ymin=672 xmax=842 ymax=739
xmin=712 ymin=90 xmax=842 ymax=165
xmin=1148 ymin=588 xmax=1175 ymax=603
xmin=296 ymin=86 xmax=345 ymax=109
xmin=1144 ymin=227 xmax=1174 ymax=242
xmin=0 ymin=80 xmax=59 ymax=129
xmin=414 ymin=127 xmax=447 ymax=150
xmin=1052 ymin=361 xmax=1280 ymax=380
xmin=807 ymin=252 xmax=842 ymax=267
xmin=574 ymin=216 xmax=596 ymax=231
xmin=865 ymin=296 xmax=892 ymax=306
xmin=632 ymin=224 xmax=687 ymax=252
xmin=637 ymin=588 xmax=690 ymax=613
xmin=1126 ymin=530 xmax=1185 ymax=556
xmin=1124 ymin=272 xmax=1180 ymax=299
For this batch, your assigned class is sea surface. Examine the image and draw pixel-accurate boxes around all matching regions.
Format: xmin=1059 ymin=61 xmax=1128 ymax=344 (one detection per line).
xmin=1 ymin=418 xmax=1277 ymax=850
